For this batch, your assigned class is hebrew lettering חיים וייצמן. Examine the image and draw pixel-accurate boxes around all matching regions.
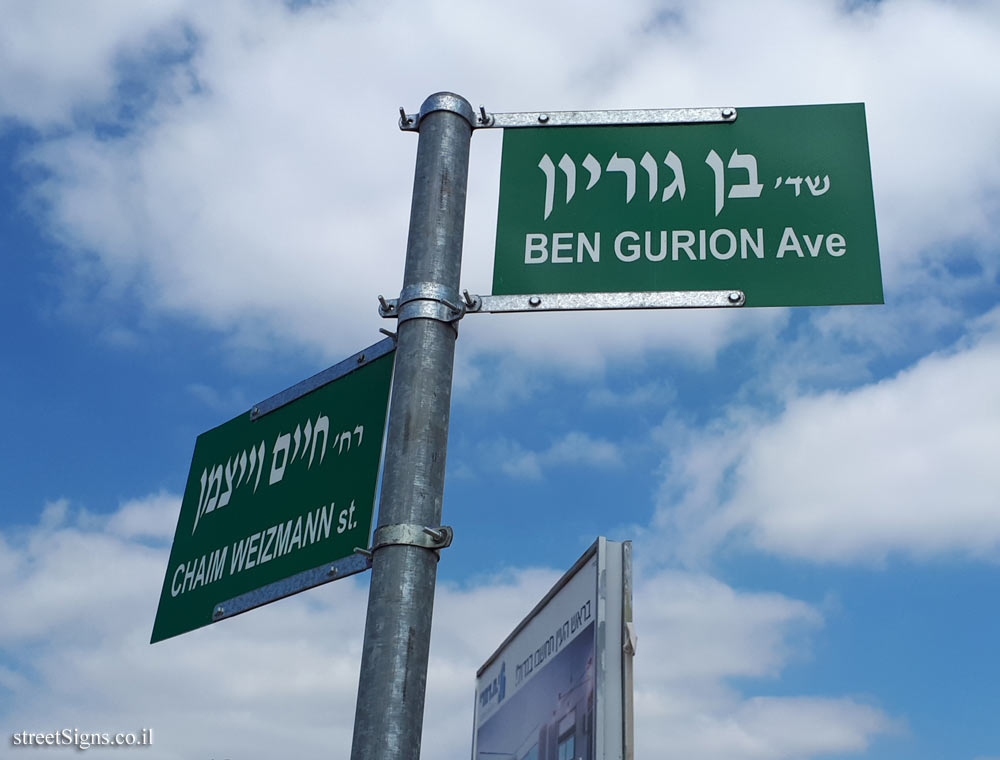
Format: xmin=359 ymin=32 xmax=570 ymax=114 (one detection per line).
xmin=190 ymin=413 xmax=363 ymax=535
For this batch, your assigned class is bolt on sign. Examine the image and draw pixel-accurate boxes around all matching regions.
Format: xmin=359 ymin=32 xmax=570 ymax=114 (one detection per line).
xmin=151 ymin=341 xmax=395 ymax=643
xmin=493 ymin=103 xmax=883 ymax=307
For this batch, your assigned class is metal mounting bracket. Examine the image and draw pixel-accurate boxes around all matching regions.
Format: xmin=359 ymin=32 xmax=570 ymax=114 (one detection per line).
xmin=457 ymin=289 xmax=746 ymax=314
xmin=624 ymin=621 xmax=638 ymax=656
xmin=401 ymin=104 xmax=737 ymax=132
xmin=398 ymin=93 xmax=478 ymax=132
xmin=378 ymin=283 xmax=467 ymax=325
xmin=470 ymin=106 xmax=737 ymax=129
xmin=371 ymin=523 xmax=454 ymax=555
xmin=211 ymin=550 xmax=372 ymax=622
xmin=251 ymin=336 xmax=396 ymax=420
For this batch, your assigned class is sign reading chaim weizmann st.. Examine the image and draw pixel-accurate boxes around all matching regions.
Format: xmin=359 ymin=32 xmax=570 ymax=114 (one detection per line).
xmin=151 ymin=340 xmax=394 ymax=643
xmin=493 ymin=103 xmax=882 ymax=307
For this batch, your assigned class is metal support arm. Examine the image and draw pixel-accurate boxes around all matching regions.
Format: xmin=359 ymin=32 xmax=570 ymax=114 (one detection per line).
xmin=401 ymin=105 xmax=738 ymax=131
xmin=379 ymin=289 xmax=745 ymax=317
xmin=470 ymin=289 xmax=745 ymax=312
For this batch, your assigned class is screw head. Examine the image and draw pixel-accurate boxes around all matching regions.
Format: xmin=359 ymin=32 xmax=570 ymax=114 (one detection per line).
xmin=357 ymin=353 xmax=366 ymax=364
xmin=213 ymin=606 xmax=225 ymax=618
xmin=252 ymin=406 xmax=259 ymax=416
xmin=728 ymin=291 xmax=742 ymax=303
xmin=721 ymin=108 xmax=735 ymax=119
xmin=328 ymin=566 xmax=339 ymax=577
xmin=538 ymin=114 xmax=550 ymax=124
xmin=528 ymin=296 xmax=542 ymax=307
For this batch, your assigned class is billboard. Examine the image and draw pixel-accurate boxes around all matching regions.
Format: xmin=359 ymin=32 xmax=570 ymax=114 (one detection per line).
xmin=473 ymin=538 xmax=634 ymax=760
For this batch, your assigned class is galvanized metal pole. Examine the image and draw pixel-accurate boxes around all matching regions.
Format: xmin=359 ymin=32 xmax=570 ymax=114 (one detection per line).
xmin=350 ymin=92 xmax=476 ymax=760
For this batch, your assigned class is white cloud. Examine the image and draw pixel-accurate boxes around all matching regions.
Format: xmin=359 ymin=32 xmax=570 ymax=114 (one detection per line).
xmin=105 ymin=491 xmax=180 ymax=540
xmin=0 ymin=0 xmax=190 ymax=127
xmin=657 ymin=307 xmax=1000 ymax=564
xmin=631 ymin=570 xmax=896 ymax=758
xmin=656 ymin=696 xmax=894 ymax=760
xmin=586 ymin=380 xmax=677 ymax=409
xmin=496 ymin=440 xmax=545 ymax=481
xmin=635 ymin=570 xmax=820 ymax=683
xmin=481 ymin=431 xmax=624 ymax=481
xmin=38 ymin=498 xmax=70 ymax=529
xmin=0 ymin=496 xmax=894 ymax=760
xmin=547 ymin=431 xmax=623 ymax=467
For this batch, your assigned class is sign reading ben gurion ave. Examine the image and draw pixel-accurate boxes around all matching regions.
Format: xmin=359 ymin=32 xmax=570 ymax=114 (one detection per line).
xmin=493 ymin=103 xmax=882 ymax=307
xmin=151 ymin=342 xmax=394 ymax=643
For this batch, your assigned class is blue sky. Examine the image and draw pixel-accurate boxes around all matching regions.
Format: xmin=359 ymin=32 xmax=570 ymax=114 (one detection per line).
xmin=2 ymin=1 xmax=999 ymax=758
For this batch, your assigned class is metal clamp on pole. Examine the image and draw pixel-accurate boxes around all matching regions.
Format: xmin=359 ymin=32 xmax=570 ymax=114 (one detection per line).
xmin=370 ymin=523 xmax=454 ymax=557
xmin=399 ymin=93 xmax=478 ymax=132
xmin=378 ymin=283 xmax=467 ymax=326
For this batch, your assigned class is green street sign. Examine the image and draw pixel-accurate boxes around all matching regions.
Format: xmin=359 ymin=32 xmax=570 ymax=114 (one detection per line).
xmin=151 ymin=340 xmax=395 ymax=643
xmin=493 ymin=103 xmax=882 ymax=307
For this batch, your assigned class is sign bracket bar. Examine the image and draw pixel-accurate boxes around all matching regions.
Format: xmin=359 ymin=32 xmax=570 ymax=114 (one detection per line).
xmin=251 ymin=336 xmax=396 ymax=420
xmin=211 ymin=551 xmax=373 ymax=622
xmin=379 ymin=289 xmax=745 ymax=317
xmin=400 ymin=106 xmax=738 ymax=131
xmin=473 ymin=289 xmax=745 ymax=312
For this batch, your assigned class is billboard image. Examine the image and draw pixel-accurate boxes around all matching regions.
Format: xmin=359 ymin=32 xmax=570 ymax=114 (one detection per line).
xmin=473 ymin=538 xmax=633 ymax=760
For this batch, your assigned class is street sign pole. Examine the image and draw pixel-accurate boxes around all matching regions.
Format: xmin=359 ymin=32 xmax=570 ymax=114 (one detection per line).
xmin=350 ymin=93 xmax=476 ymax=760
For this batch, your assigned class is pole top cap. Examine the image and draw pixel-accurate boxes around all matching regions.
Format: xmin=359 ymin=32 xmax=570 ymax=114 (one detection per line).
xmin=417 ymin=92 xmax=476 ymax=128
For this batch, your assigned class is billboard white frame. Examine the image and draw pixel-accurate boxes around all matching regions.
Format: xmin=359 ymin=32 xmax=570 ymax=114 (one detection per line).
xmin=472 ymin=537 xmax=634 ymax=760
